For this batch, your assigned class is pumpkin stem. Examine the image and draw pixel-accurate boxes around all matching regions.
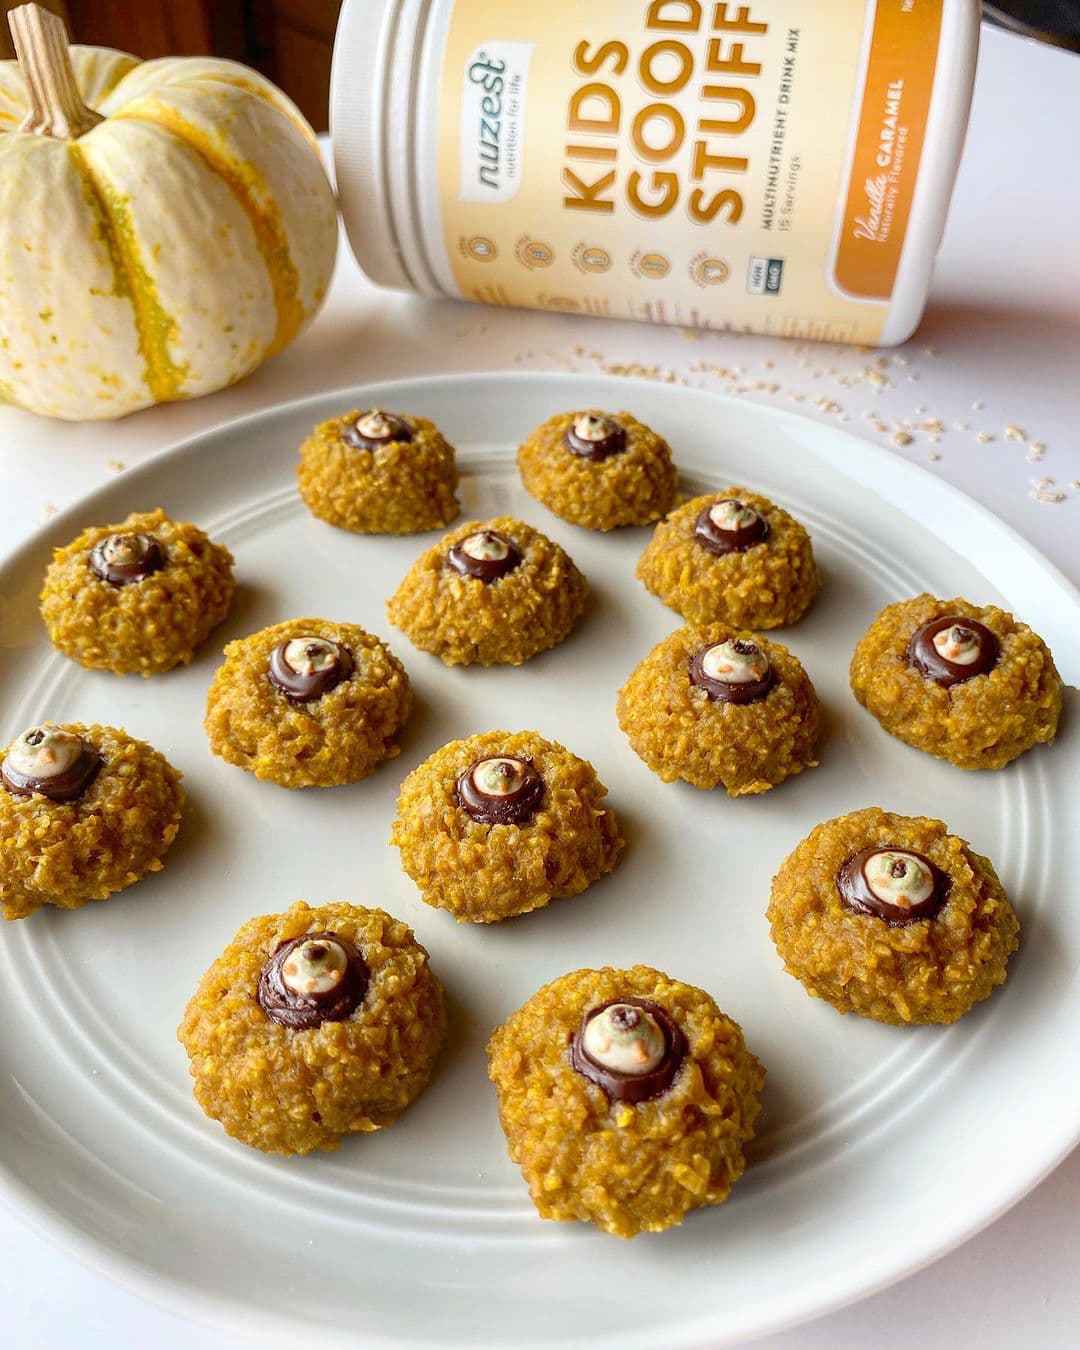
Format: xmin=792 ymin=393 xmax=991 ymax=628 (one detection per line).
xmin=9 ymin=3 xmax=104 ymax=139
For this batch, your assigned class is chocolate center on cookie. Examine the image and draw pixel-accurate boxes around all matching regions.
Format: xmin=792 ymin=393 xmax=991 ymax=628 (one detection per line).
xmin=268 ymin=637 xmax=354 ymax=702
xmin=693 ymin=498 xmax=769 ymax=556
xmin=88 ymin=532 xmax=165 ymax=586
xmin=343 ymin=409 xmax=413 ymax=449
xmin=570 ymin=998 xmax=686 ymax=1103
xmin=447 ymin=529 xmax=522 ymax=583
xmin=1 ymin=724 xmax=100 ymax=801
xmin=456 ymin=755 xmax=545 ymax=825
xmin=689 ymin=638 xmax=773 ymax=704
xmin=257 ymin=932 xmax=369 ymax=1030
xmin=562 ymin=413 xmax=627 ymax=461
xmin=837 ymin=846 xmax=949 ymax=925
xmin=907 ymin=615 xmax=998 ymax=687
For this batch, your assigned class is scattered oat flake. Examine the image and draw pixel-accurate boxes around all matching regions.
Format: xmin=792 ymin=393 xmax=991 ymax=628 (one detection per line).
xmin=600 ymin=360 xmax=686 ymax=384
xmin=952 ymin=421 xmax=969 ymax=431
xmin=1072 ymin=479 xmax=1080 ymax=489
xmin=1029 ymin=440 xmax=1046 ymax=454
xmin=106 ymin=459 xmax=125 ymax=473
xmin=914 ymin=405 xmax=927 ymax=415
xmin=891 ymin=431 xmax=914 ymax=447
xmin=1003 ymin=425 xmax=1025 ymax=442
xmin=918 ymin=419 xmax=944 ymax=434
xmin=871 ymin=419 xmax=889 ymax=433
xmin=976 ymin=431 xmax=994 ymax=444
xmin=1030 ymin=488 xmax=1066 ymax=503
xmin=921 ymin=345 xmax=937 ymax=357
xmin=972 ymin=399 xmax=984 ymax=411
xmin=40 ymin=503 xmax=58 ymax=521
xmin=927 ymin=450 xmax=942 ymax=461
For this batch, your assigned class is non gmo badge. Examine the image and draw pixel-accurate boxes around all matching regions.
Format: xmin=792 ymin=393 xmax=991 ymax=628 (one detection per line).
xmin=747 ymin=257 xmax=784 ymax=296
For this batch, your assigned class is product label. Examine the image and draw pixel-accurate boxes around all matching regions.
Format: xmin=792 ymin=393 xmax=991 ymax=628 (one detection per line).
xmin=438 ymin=0 xmax=944 ymax=342
xmin=458 ymin=41 xmax=535 ymax=203
xmin=834 ymin=1 xmax=940 ymax=299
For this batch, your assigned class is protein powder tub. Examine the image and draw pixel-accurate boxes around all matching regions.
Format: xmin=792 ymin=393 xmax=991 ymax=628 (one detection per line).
xmin=332 ymin=0 xmax=977 ymax=346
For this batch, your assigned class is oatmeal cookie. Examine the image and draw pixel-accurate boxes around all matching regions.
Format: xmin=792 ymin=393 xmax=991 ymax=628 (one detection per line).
xmin=636 ymin=488 xmax=817 ymax=628
xmin=391 ymin=730 xmax=622 ymax=922
xmin=0 ymin=722 xmax=184 ymax=920
xmin=40 ymin=508 xmax=234 ymax=675
xmin=767 ymin=807 xmax=1019 ymax=1025
xmin=178 ymin=900 xmax=446 ymax=1154
xmin=297 ymin=408 xmax=459 ymax=535
xmin=517 ymin=410 xmax=678 ymax=531
xmin=205 ymin=619 xmax=411 ymax=788
xmin=487 ymin=965 xmax=764 ymax=1237
xmin=386 ymin=517 xmax=587 ymax=666
xmin=849 ymin=594 xmax=1062 ymax=769
xmin=617 ymin=624 xmax=821 ymax=794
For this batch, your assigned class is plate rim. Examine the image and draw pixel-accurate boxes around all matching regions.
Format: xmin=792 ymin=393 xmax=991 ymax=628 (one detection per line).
xmin=0 ymin=368 xmax=1077 ymax=1350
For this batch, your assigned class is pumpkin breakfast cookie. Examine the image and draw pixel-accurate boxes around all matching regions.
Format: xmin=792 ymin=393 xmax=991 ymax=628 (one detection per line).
xmin=488 ymin=965 xmax=764 ymax=1237
xmin=297 ymin=408 xmax=459 ymax=534
xmin=40 ymin=507 xmax=234 ymax=675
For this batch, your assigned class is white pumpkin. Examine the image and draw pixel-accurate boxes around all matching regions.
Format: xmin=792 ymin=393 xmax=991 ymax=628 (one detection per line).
xmin=0 ymin=4 xmax=338 ymax=420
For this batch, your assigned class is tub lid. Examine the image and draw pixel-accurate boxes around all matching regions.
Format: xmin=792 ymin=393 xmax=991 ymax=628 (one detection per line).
xmin=331 ymin=0 xmax=413 ymax=291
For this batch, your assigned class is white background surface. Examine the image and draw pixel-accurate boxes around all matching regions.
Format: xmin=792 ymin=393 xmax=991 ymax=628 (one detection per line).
xmin=0 ymin=23 xmax=1077 ymax=1350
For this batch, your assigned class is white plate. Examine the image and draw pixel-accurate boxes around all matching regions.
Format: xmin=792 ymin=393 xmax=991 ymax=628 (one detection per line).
xmin=0 ymin=372 xmax=1077 ymax=1350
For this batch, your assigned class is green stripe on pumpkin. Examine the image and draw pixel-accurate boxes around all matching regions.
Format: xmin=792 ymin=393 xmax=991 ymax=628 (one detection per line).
xmin=112 ymin=98 xmax=305 ymax=358
xmin=68 ymin=142 xmax=189 ymax=403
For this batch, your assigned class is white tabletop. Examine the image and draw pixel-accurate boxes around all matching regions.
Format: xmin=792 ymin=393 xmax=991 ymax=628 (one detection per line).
xmin=1 ymin=23 xmax=1077 ymax=1350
